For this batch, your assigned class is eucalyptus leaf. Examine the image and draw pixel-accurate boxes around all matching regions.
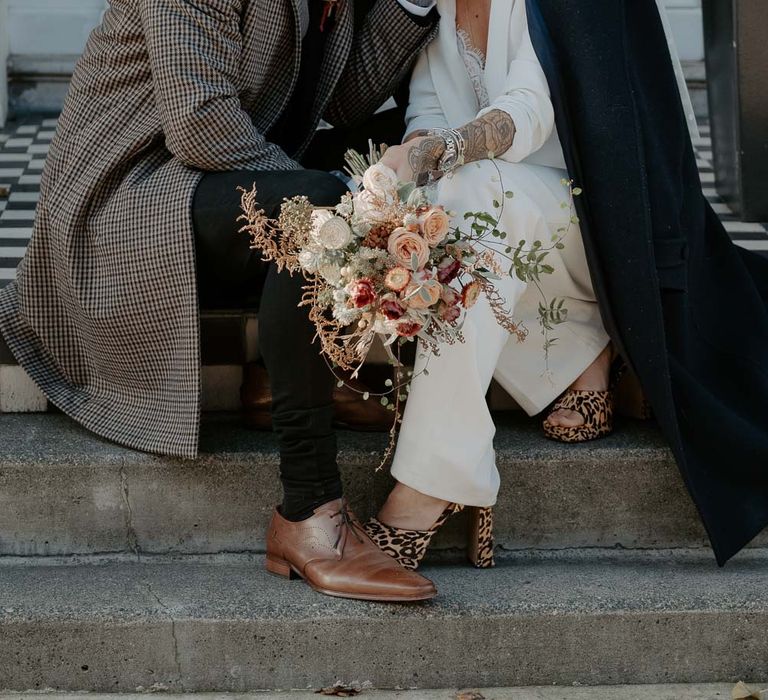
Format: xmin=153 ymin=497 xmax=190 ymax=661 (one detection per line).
xmin=398 ymin=181 xmax=416 ymax=201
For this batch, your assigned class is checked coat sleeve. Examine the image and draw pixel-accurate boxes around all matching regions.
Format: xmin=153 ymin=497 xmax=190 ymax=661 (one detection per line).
xmin=324 ymin=0 xmax=439 ymax=127
xmin=137 ymin=0 xmax=299 ymax=171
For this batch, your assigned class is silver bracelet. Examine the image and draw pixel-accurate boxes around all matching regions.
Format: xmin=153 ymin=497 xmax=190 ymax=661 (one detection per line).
xmin=429 ymin=127 xmax=465 ymax=175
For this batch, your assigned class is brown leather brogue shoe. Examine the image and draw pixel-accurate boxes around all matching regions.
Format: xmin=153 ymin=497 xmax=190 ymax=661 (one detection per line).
xmin=265 ymin=499 xmax=437 ymax=602
xmin=242 ymin=362 xmax=393 ymax=432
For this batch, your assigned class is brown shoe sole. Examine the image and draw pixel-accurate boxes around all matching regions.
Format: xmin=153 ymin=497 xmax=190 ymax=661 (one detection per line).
xmin=264 ymin=554 xmax=437 ymax=603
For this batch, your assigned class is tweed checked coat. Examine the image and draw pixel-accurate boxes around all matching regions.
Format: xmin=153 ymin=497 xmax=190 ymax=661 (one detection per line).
xmin=0 ymin=0 xmax=437 ymax=458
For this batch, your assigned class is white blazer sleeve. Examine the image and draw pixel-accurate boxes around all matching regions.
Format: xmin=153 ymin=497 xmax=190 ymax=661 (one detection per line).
xmin=477 ymin=2 xmax=555 ymax=163
xmin=405 ymin=50 xmax=450 ymax=138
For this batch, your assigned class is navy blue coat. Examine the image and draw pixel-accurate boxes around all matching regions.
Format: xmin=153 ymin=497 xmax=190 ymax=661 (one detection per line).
xmin=526 ymin=0 xmax=768 ymax=564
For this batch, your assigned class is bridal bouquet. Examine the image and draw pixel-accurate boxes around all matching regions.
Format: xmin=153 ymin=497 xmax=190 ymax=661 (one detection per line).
xmin=239 ymin=148 xmax=576 ymax=461
xmin=238 ymin=153 xmax=528 ymax=382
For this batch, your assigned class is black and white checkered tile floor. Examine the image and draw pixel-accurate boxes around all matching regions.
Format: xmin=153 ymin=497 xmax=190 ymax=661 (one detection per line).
xmin=0 ymin=116 xmax=766 ymax=287
xmin=0 ymin=118 xmax=56 ymax=285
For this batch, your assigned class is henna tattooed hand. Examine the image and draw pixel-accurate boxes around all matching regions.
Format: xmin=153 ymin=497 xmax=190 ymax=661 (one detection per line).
xmin=379 ymin=135 xmax=446 ymax=184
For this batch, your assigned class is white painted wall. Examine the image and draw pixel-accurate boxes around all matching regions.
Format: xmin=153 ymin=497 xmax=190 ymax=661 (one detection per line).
xmin=0 ymin=1 xmax=8 ymax=126
xmin=6 ymin=0 xmax=107 ymax=58
xmin=664 ymin=0 xmax=704 ymax=62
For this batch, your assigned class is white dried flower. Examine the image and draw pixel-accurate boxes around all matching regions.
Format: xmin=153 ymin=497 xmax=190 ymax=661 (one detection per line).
xmin=333 ymin=305 xmax=362 ymax=325
xmin=372 ymin=317 xmax=398 ymax=335
xmin=403 ymin=212 xmax=420 ymax=229
xmin=335 ymin=193 xmax=354 ymax=218
xmin=318 ymin=262 xmax=343 ymax=285
xmin=298 ymin=248 xmax=322 ymax=273
xmin=406 ymin=186 xmax=429 ymax=209
xmin=353 ymin=190 xmax=390 ymax=223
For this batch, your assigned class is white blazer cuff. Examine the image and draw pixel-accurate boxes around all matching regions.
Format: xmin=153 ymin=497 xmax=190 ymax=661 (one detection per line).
xmin=405 ymin=115 xmax=449 ymax=138
xmin=477 ymin=97 xmax=553 ymax=163
xmin=397 ymin=0 xmax=436 ymax=17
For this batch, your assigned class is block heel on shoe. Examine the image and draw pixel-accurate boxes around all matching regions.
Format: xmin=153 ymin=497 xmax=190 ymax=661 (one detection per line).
xmin=467 ymin=506 xmax=496 ymax=568
xmin=365 ymin=504 xmax=495 ymax=570
xmin=265 ymin=554 xmax=299 ymax=579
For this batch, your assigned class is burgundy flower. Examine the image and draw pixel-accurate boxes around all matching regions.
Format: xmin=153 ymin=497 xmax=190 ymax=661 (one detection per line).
xmin=437 ymin=256 xmax=461 ymax=284
xmin=437 ymin=301 xmax=461 ymax=322
xmin=380 ymin=298 xmax=406 ymax=320
xmin=346 ymin=278 xmax=377 ymax=308
xmin=396 ymin=320 xmax=422 ymax=338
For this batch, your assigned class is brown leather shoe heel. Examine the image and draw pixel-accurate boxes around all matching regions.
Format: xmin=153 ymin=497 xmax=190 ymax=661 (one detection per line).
xmin=242 ymin=362 xmax=393 ymax=432
xmin=265 ymin=499 xmax=437 ymax=602
xmin=330 ymin=373 xmax=393 ymax=432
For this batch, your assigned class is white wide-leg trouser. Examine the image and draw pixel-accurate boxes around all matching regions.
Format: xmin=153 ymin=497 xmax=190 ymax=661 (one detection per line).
xmin=390 ymin=159 xmax=610 ymax=507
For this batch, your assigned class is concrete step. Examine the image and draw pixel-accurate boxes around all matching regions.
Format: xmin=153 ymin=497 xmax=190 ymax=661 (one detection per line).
xmin=0 ymin=686 xmax=757 ymax=699
xmin=1 ymin=412 xmax=759 ymax=558
xmin=1 ymin=550 xmax=767 ymax=691
xmin=5 ymin=688 xmax=760 ymax=700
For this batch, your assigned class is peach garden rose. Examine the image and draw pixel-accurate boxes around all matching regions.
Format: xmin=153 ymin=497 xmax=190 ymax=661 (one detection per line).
xmin=419 ymin=207 xmax=450 ymax=246
xmin=404 ymin=277 xmax=442 ymax=309
xmin=387 ymin=227 xmax=430 ymax=270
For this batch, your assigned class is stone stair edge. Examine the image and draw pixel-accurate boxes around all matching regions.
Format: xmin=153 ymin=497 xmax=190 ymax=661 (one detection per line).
xmin=1 ymin=550 xmax=767 ymax=690
xmin=2 ymin=548 xmax=766 ymax=619
xmin=0 ymin=412 xmax=670 ymax=466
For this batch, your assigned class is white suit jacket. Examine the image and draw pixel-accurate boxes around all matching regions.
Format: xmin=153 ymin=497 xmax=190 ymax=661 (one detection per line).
xmin=405 ymin=0 xmax=567 ymax=169
xmin=405 ymin=0 xmax=697 ymax=169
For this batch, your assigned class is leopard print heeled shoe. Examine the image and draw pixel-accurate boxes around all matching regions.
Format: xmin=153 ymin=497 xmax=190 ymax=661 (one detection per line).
xmin=542 ymin=359 xmax=626 ymax=444
xmin=364 ymin=504 xmax=495 ymax=570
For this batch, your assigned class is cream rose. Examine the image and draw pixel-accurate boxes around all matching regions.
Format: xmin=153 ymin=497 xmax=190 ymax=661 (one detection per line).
xmin=315 ymin=216 xmax=353 ymax=250
xmin=387 ymin=227 xmax=430 ymax=270
xmin=419 ymin=207 xmax=451 ymax=246
xmin=362 ymin=163 xmax=399 ymax=200
xmin=310 ymin=209 xmax=334 ymax=234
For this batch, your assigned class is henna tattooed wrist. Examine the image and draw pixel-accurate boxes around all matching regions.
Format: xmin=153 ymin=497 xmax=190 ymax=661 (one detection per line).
xmin=457 ymin=109 xmax=516 ymax=164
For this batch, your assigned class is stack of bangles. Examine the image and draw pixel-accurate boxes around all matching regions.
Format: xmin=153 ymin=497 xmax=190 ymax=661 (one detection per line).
xmin=429 ymin=127 xmax=466 ymax=176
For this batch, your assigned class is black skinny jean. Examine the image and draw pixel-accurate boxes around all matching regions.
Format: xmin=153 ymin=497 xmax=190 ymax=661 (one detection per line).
xmin=192 ymin=169 xmax=349 ymax=519
xmin=191 ymin=108 xmax=407 ymax=518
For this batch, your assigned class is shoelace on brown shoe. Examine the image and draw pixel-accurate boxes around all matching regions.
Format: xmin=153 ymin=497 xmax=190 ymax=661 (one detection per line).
xmin=332 ymin=504 xmax=366 ymax=550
